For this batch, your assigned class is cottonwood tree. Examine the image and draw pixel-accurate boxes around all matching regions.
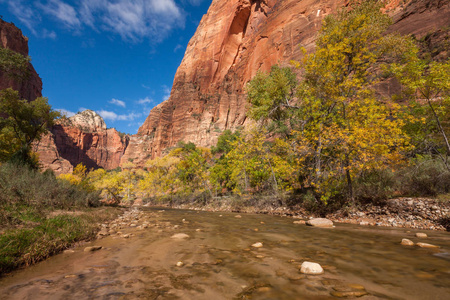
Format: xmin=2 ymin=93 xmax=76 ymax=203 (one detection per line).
xmin=247 ymin=1 xmax=413 ymax=203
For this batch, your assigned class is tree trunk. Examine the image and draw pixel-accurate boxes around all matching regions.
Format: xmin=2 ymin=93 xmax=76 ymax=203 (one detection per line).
xmin=427 ymin=99 xmax=450 ymax=155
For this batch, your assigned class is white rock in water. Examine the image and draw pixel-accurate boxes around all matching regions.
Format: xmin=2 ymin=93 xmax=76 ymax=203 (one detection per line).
xmin=401 ymin=239 xmax=414 ymax=246
xmin=84 ymin=246 xmax=102 ymax=252
xmin=176 ymin=261 xmax=184 ymax=267
xmin=171 ymin=233 xmax=190 ymax=239
xmin=417 ymin=242 xmax=439 ymax=249
xmin=306 ymin=218 xmax=334 ymax=228
xmin=300 ymin=261 xmax=324 ymax=275
xmin=252 ymin=242 xmax=263 ymax=248
xmin=415 ymin=233 xmax=427 ymax=238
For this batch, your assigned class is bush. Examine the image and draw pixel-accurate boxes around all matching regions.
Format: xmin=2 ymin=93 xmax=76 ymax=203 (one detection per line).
xmin=354 ymin=169 xmax=397 ymax=204
xmin=0 ymin=163 xmax=101 ymax=226
xmin=399 ymin=157 xmax=450 ymax=197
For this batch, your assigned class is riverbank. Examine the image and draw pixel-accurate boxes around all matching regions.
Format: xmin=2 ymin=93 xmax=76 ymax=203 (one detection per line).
xmin=140 ymin=197 xmax=449 ymax=231
xmin=3 ymin=207 xmax=448 ymax=299
xmin=0 ymin=207 xmax=122 ymax=275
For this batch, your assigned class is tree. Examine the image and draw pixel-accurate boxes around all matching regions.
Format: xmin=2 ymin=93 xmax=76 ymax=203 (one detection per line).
xmin=0 ymin=47 xmax=30 ymax=82
xmin=0 ymin=88 xmax=59 ymax=165
xmin=246 ymin=1 xmax=412 ymax=203
xmin=247 ymin=65 xmax=298 ymax=137
xmin=391 ymin=57 xmax=450 ymax=159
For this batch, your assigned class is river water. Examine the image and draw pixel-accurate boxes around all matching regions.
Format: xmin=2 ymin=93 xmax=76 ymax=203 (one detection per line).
xmin=0 ymin=208 xmax=449 ymax=299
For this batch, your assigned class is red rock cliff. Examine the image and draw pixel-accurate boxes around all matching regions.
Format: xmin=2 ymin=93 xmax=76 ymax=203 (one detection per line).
xmin=36 ymin=110 xmax=129 ymax=174
xmin=0 ymin=19 xmax=42 ymax=101
xmin=125 ymin=0 xmax=449 ymax=166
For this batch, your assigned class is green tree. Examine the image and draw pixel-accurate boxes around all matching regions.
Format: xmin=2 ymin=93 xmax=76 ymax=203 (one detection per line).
xmin=247 ymin=1 xmax=412 ymax=203
xmin=391 ymin=57 xmax=450 ymax=159
xmin=0 ymin=88 xmax=59 ymax=165
xmin=0 ymin=47 xmax=30 ymax=81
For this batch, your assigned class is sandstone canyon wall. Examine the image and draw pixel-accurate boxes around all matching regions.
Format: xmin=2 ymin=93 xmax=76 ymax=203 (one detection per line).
xmin=122 ymin=0 xmax=450 ymax=167
xmin=0 ymin=19 xmax=42 ymax=101
xmin=35 ymin=110 xmax=129 ymax=174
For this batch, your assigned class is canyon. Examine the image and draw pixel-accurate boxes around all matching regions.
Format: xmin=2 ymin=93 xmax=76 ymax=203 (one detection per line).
xmin=0 ymin=19 xmax=42 ymax=101
xmin=2 ymin=1 xmax=449 ymax=173
xmin=121 ymin=0 xmax=450 ymax=167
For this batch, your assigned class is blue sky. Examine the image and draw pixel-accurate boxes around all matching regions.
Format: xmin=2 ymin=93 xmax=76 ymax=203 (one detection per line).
xmin=0 ymin=0 xmax=212 ymax=134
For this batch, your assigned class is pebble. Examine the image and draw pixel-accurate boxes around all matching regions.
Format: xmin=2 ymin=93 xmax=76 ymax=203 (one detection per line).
xmin=330 ymin=291 xmax=368 ymax=298
xmin=122 ymin=234 xmax=130 ymax=238
xmin=306 ymin=218 xmax=334 ymax=228
xmin=417 ymin=242 xmax=439 ymax=249
xmin=252 ymin=242 xmax=263 ymax=248
xmin=176 ymin=261 xmax=184 ymax=267
xmin=359 ymin=221 xmax=369 ymax=226
xmin=293 ymin=220 xmax=306 ymax=225
xmin=235 ymin=215 xmax=242 ymax=218
xmin=401 ymin=239 xmax=414 ymax=246
xmin=84 ymin=246 xmax=102 ymax=252
xmin=171 ymin=233 xmax=190 ymax=239
xmin=416 ymin=233 xmax=427 ymax=238
xmin=300 ymin=261 xmax=324 ymax=275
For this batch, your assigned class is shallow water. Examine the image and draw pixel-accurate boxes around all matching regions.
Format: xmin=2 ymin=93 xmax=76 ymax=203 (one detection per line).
xmin=1 ymin=208 xmax=449 ymax=299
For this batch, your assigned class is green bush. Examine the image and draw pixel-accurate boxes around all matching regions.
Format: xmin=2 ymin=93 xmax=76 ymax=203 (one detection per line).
xmin=399 ymin=157 xmax=450 ymax=197
xmin=0 ymin=163 xmax=101 ymax=226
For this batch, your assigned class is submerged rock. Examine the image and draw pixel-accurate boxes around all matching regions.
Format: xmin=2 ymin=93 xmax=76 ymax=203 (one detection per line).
xmin=84 ymin=246 xmax=102 ymax=252
xmin=417 ymin=242 xmax=439 ymax=249
xmin=252 ymin=242 xmax=263 ymax=248
xmin=300 ymin=261 xmax=324 ymax=275
xmin=415 ymin=233 xmax=428 ymax=238
xmin=306 ymin=218 xmax=334 ymax=228
xmin=171 ymin=233 xmax=190 ymax=239
xmin=401 ymin=239 xmax=414 ymax=246
xmin=293 ymin=220 xmax=306 ymax=225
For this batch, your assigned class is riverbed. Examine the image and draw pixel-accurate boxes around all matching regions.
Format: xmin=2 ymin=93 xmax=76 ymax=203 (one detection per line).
xmin=0 ymin=208 xmax=449 ymax=299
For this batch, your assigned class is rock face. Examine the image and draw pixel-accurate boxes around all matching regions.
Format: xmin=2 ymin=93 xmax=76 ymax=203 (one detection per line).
xmin=0 ymin=19 xmax=42 ymax=101
xmin=35 ymin=110 xmax=128 ymax=174
xmin=122 ymin=0 xmax=450 ymax=166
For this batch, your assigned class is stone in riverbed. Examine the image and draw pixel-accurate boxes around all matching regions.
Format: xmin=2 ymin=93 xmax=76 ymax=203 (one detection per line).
xmin=417 ymin=242 xmax=439 ymax=248
xmin=330 ymin=290 xmax=368 ymax=298
xmin=252 ymin=242 xmax=263 ymax=248
xmin=300 ymin=261 xmax=324 ymax=275
xmin=415 ymin=233 xmax=427 ymax=238
xmin=176 ymin=261 xmax=184 ymax=267
xmin=293 ymin=220 xmax=306 ymax=225
xmin=306 ymin=218 xmax=334 ymax=228
xmin=171 ymin=233 xmax=190 ymax=239
xmin=401 ymin=239 xmax=414 ymax=246
xmin=84 ymin=246 xmax=102 ymax=252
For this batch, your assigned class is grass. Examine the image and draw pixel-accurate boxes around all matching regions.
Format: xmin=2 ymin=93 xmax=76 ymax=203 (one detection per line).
xmin=0 ymin=208 xmax=120 ymax=275
xmin=0 ymin=163 xmax=122 ymax=275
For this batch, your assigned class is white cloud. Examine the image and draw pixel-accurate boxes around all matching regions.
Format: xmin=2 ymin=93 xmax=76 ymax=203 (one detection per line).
xmin=2 ymin=0 xmax=40 ymax=34
xmin=80 ymin=0 xmax=185 ymax=42
xmin=3 ymin=0 xmax=186 ymax=43
xmin=162 ymin=85 xmax=171 ymax=101
xmin=188 ymin=0 xmax=205 ymax=6
xmin=141 ymin=84 xmax=150 ymax=90
xmin=42 ymin=29 xmax=57 ymax=39
xmin=97 ymin=110 xmax=141 ymax=122
xmin=36 ymin=0 xmax=81 ymax=29
xmin=57 ymin=108 xmax=76 ymax=117
xmin=109 ymin=98 xmax=126 ymax=107
xmin=137 ymin=97 xmax=152 ymax=105
xmin=174 ymin=44 xmax=184 ymax=52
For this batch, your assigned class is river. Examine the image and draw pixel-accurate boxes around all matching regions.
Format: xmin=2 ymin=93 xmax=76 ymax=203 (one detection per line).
xmin=0 ymin=208 xmax=449 ymax=299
